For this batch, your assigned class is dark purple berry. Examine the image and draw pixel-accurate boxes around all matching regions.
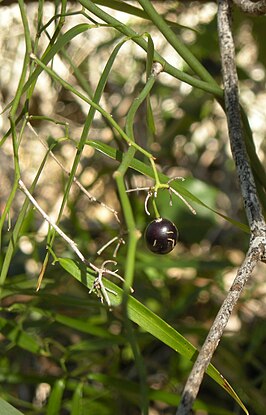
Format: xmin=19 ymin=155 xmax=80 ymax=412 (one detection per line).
xmin=145 ymin=218 xmax=178 ymax=254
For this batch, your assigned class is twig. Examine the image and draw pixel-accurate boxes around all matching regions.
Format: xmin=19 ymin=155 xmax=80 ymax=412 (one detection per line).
xmin=169 ymin=187 xmax=196 ymax=215
xmin=232 ymin=0 xmax=266 ymax=15
xmin=27 ymin=122 xmax=120 ymax=223
xmin=18 ymin=179 xmax=127 ymax=307
xmin=18 ymin=179 xmax=87 ymax=264
xmin=126 ymin=178 xmax=196 ymax=216
xmin=218 ymin=0 xmax=265 ymax=234
xmin=176 ymin=1 xmax=266 ymax=414
xmin=96 ymin=236 xmax=125 ymax=257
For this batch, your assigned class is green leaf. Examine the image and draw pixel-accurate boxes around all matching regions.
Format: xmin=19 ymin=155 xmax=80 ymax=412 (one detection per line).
xmin=79 ymin=0 xmax=223 ymax=97
xmin=54 ymin=313 xmax=121 ymax=338
xmin=25 ymin=24 xmax=91 ymax=97
xmin=87 ymin=140 xmax=250 ymax=233
xmin=0 ymin=398 xmax=24 ymax=415
xmin=0 ymin=317 xmax=43 ymax=355
xmin=46 ymin=379 xmax=66 ymax=415
xmin=1 ymin=24 xmax=91 ymax=117
xmin=70 ymin=383 xmax=83 ymax=415
xmin=89 ymin=374 xmax=239 ymax=415
xmin=59 ymin=257 xmax=249 ymax=415
xmin=146 ymin=34 xmax=156 ymax=135
xmin=94 ymin=0 xmax=196 ymax=31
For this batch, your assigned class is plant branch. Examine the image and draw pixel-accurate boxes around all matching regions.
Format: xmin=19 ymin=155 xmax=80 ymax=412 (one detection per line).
xmin=27 ymin=122 xmax=120 ymax=223
xmin=218 ymin=1 xmax=265 ymax=234
xmin=138 ymin=0 xmax=218 ymax=86
xmin=18 ymin=179 xmax=87 ymax=264
xmin=18 ymin=179 xmax=126 ymax=307
xmin=112 ymin=62 xmax=164 ymax=414
xmin=232 ymin=0 xmax=266 ymax=15
xmin=176 ymin=1 xmax=266 ymax=414
xmin=0 ymin=0 xmax=31 ymax=247
xmin=78 ymin=0 xmax=223 ymax=98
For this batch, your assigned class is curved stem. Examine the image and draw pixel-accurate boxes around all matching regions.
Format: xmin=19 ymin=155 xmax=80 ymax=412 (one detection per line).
xmin=78 ymin=0 xmax=223 ymax=98
xmin=138 ymin=0 xmax=218 ymax=86
xmin=113 ymin=64 xmax=164 ymax=415
xmin=0 ymin=0 xmax=32 ymax=245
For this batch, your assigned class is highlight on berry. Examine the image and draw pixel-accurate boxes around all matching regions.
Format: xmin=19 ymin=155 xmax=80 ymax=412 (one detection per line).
xmin=144 ymin=218 xmax=178 ymax=255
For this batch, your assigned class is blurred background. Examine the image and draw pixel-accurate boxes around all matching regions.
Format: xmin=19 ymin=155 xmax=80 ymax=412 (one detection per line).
xmin=1 ymin=1 xmax=266 ymax=414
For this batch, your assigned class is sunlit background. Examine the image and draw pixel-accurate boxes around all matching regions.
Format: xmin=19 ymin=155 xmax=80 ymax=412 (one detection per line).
xmin=1 ymin=2 xmax=266 ymax=414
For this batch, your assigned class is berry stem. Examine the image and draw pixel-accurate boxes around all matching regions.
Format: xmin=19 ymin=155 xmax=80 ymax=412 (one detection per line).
xmin=152 ymin=198 xmax=161 ymax=219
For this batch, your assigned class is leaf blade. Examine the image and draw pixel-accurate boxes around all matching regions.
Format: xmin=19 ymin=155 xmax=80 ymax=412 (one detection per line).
xmin=59 ymin=257 xmax=249 ymax=414
xmin=87 ymin=140 xmax=249 ymax=233
xmin=0 ymin=398 xmax=24 ymax=415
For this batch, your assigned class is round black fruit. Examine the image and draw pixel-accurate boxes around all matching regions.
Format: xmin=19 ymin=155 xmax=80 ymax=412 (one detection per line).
xmin=145 ymin=218 xmax=178 ymax=254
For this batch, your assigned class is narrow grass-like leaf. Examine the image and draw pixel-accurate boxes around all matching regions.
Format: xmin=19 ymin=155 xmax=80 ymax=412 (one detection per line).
xmin=0 ymin=399 xmax=24 ymax=415
xmin=23 ymin=24 xmax=91 ymax=97
xmin=70 ymin=383 xmax=83 ymax=415
xmin=145 ymin=34 xmax=156 ymax=135
xmin=87 ymin=140 xmax=250 ymax=233
xmin=94 ymin=0 xmax=196 ymax=31
xmin=88 ymin=374 xmax=238 ymax=415
xmin=59 ymin=257 xmax=249 ymax=415
xmin=79 ymin=0 xmax=223 ymax=97
xmin=0 ymin=317 xmax=43 ymax=355
xmin=69 ymin=338 xmax=124 ymax=352
xmin=138 ymin=0 xmax=217 ymax=86
xmin=46 ymin=379 xmax=66 ymax=415
xmin=42 ymin=36 xmax=130 ymax=247
xmin=0 ymin=149 xmax=50 ymax=288
xmin=0 ymin=24 xmax=91 ymax=118
xmin=54 ymin=313 xmax=123 ymax=340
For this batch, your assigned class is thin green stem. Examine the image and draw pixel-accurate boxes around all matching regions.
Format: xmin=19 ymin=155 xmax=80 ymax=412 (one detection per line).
xmin=117 ymin=63 xmax=164 ymax=235
xmin=113 ymin=64 xmax=164 ymax=415
xmin=152 ymin=198 xmax=160 ymax=218
xmin=114 ymin=145 xmax=147 ymax=415
xmin=49 ymin=0 xmax=67 ymax=45
xmin=36 ymin=0 xmax=44 ymax=36
xmin=94 ymin=0 xmax=193 ymax=30
xmin=116 ymin=87 xmax=150 ymax=280
xmin=0 ymin=150 xmax=51 ymax=290
xmin=59 ymin=48 xmax=93 ymax=97
xmin=30 ymin=53 xmax=153 ymax=160
xmin=35 ymin=37 xmax=137 ymax=283
xmin=9 ymin=0 xmax=32 ymax=118
xmin=138 ymin=0 xmax=218 ymax=86
xmin=28 ymin=0 xmax=44 ymax=107
xmin=0 ymin=116 xmax=29 ymax=248
xmin=0 ymin=0 xmax=32 ymax=246
xmin=27 ymin=115 xmax=69 ymax=138
xmin=149 ymin=158 xmax=160 ymax=187
xmin=125 ymin=70 xmax=158 ymax=140
xmin=0 ymin=24 xmax=97 ymax=156
xmin=114 ymin=160 xmax=135 ymax=232
xmin=38 ymin=9 xmax=93 ymax=37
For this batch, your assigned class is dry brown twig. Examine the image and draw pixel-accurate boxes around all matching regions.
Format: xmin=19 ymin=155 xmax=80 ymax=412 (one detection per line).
xmin=176 ymin=1 xmax=266 ymax=414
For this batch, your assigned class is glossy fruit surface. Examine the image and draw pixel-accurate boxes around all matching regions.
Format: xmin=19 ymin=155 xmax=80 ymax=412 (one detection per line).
xmin=144 ymin=218 xmax=178 ymax=254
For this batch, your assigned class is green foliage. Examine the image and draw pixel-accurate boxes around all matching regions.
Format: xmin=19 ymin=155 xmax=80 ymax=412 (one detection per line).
xmin=1 ymin=1 xmax=266 ymax=415
xmin=0 ymin=399 xmax=24 ymax=415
